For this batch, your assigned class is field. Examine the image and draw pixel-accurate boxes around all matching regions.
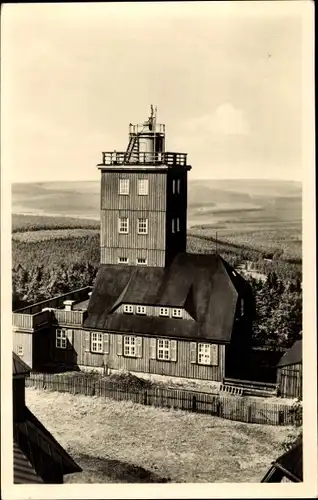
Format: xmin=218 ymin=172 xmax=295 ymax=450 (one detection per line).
xmin=26 ymin=388 xmax=299 ymax=483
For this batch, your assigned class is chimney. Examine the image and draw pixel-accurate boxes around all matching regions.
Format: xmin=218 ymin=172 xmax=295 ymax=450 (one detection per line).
xmin=63 ymin=300 xmax=75 ymax=311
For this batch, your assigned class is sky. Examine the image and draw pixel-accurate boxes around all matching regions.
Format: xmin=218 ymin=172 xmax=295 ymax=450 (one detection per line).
xmin=1 ymin=2 xmax=312 ymax=183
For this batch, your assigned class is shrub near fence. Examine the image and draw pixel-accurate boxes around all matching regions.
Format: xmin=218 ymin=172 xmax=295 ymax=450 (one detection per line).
xmin=25 ymin=373 xmax=302 ymax=427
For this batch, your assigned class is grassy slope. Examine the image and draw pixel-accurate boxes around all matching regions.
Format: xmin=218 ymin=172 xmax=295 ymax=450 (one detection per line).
xmin=26 ymin=388 xmax=298 ymax=484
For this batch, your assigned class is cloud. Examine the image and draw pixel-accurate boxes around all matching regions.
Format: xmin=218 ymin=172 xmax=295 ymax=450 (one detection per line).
xmin=184 ymin=103 xmax=250 ymax=136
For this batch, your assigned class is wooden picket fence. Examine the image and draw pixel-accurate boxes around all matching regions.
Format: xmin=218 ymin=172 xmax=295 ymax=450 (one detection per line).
xmin=25 ymin=373 xmax=302 ymax=427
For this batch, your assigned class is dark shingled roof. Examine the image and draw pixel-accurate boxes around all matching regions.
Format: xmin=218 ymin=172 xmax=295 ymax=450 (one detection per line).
xmin=84 ymin=253 xmax=249 ymax=342
xmin=14 ymin=442 xmax=43 ymax=484
xmin=14 ymin=407 xmax=82 ymax=481
xmin=277 ymin=339 xmax=302 ymax=367
xmin=274 ymin=435 xmax=303 ymax=481
xmin=13 ymin=353 xmax=31 ymax=377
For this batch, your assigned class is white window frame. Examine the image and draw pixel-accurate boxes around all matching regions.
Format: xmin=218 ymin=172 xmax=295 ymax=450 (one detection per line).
xmin=136 ymin=257 xmax=147 ymax=265
xmin=159 ymin=307 xmax=169 ymax=317
xmin=157 ymin=339 xmax=170 ymax=361
xmin=91 ymin=332 xmax=103 ymax=353
xmin=17 ymin=345 xmax=24 ymax=356
xmin=119 ymin=178 xmax=130 ymax=195
xmin=138 ymin=178 xmax=149 ymax=196
xmin=172 ymin=308 xmax=182 ymax=318
xmin=136 ymin=305 xmax=146 ymax=315
xmin=198 ymin=343 xmax=211 ymax=365
xmin=118 ymin=217 xmax=129 ymax=234
xmin=124 ymin=336 xmax=136 ymax=357
xmin=118 ymin=256 xmax=129 ymax=264
xmin=137 ymin=218 xmax=148 ymax=235
xmin=123 ymin=304 xmax=134 ymax=314
xmin=56 ymin=329 xmax=67 ymax=349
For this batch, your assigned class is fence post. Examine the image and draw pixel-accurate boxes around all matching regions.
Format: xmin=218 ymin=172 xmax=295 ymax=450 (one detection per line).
xmin=278 ymin=410 xmax=284 ymax=426
xmin=192 ymin=395 xmax=197 ymax=412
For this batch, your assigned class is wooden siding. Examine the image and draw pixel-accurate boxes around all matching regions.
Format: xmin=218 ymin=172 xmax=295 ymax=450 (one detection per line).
xmin=115 ymin=305 xmax=194 ymax=320
xmin=101 ymin=171 xmax=167 ymax=211
xmin=13 ymin=332 xmax=33 ymax=369
xmin=277 ymin=363 xmax=302 ymax=399
xmin=13 ymin=314 xmax=33 ymax=331
xmin=70 ymin=331 xmax=225 ymax=382
xmin=100 ymin=247 xmax=165 ymax=267
xmin=100 ymin=210 xmax=166 ymax=249
xmin=53 ymin=309 xmax=86 ymax=326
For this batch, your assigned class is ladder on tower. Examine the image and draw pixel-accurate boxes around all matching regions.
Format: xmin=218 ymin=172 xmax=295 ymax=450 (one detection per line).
xmin=123 ymin=133 xmax=139 ymax=163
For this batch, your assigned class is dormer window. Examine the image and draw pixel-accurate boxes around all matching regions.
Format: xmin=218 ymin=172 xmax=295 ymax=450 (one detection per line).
xmin=137 ymin=258 xmax=147 ymax=265
xmin=136 ymin=305 xmax=146 ymax=315
xmin=118 ymin=257 xmax=129 ymax=264
xmin=123 ymin=304 xmax=133 ymax=314
xmin=159 ymin=307 xmax=169 ymax=317
xmin=172 ymin=308 xmax=182 ymax=318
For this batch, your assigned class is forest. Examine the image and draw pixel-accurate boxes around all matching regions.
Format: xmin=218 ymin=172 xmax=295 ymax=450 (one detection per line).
xmin=12 ymin=218 xmax=302 ymax=351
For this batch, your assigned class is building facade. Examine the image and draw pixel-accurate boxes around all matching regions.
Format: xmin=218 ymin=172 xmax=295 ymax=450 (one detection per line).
xmin=13 ymin=108 xmax=254 ymax=382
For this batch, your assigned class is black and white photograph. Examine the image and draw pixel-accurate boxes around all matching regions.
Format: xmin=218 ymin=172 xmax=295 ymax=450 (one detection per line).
xmin=1 ymin=1 xmax=316 ymax=497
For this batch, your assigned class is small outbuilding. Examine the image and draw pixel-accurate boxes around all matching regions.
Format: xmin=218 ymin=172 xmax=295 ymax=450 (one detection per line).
xmin=261 ymin=435 xmax=302 ymax=483
xmin=276 ymin=339 xmax=302 ymax=399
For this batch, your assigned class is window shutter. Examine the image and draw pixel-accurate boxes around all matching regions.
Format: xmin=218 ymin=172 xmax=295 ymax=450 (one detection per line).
xmin=136 ymin=337 xmax=143 ymax=358
xmin=190 ymin=342 xmax=197 ymax=363
xmin=117 ymin=335 xmax=123 ymax=356
xmin=150 ymin=338 xmax=156 ymax=359
xmin=210 ymin=344 xmax=218 ymax=366
xmin=84 ymin=331 xmax=90 ymax=352
xmin=170 ymin=340 xmax=177 ymax=362
xmin=66 ymin=329 xmax=73 ymax=349
xmin=103 ymin=333 xmax=110 ymax=354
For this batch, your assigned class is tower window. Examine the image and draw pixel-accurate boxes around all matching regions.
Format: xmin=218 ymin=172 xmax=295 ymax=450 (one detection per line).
xmin=119 ymin=178 xmax=130 ymax=195
xmin=137 ymin=218 xmax=148 ymax=234
xmin=138 ymin=179 xmax=149 ymax=196
xmin=176 ymin=218 xmax=180 ymax=232
xmin=137 ymin=258 xmax=147 ymax=265
xmin=172 ymin=180 xmax=176 ymax=194
xmin=118 ymin=217 xmax=129 ymax=234
xmin=177 ymin=179 xmax=181 ymax=193
xmin=172 ymin=218 xmax=175 ymax=233
xmin=118 ymin=257 xmax=129 ymax=264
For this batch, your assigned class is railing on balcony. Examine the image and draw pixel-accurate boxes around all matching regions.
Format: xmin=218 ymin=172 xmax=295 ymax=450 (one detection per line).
xmin=129 ymin=123 xmax=165 ymax=135
xmin=13 ymin=309 xmax=51 ymax=331
xmin=99 ymin=151 xmax=188 ymax=167
xmin=14 ymin=286 xmax=92 ymax=315
xmin=53 ymin=309 xmax=87 ymax=326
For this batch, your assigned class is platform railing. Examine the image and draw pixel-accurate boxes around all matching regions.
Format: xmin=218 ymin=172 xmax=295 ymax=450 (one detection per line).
xmin=100 ymin=151 xmax=188 ymax=167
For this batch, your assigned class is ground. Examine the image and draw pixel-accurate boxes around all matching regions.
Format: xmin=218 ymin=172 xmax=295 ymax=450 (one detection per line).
xmin=26 ymin=387 xmax=299 ymax=483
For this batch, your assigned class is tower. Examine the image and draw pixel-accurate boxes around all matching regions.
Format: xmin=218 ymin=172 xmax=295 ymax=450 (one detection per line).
xmin=98 ymin=107 xmax=192 ymax=268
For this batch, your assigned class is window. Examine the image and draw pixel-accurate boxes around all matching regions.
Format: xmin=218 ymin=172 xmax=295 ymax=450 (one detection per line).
xmin=176 ymin=218 xmax=180 ymax=232
xmin=177 ymin=179 xmax=181 ymax=194
xmin=159 ymin=307 xmax=169 ymax=317
xmin=172 ymin=308 xmax=182 ymax=318
xmin=136 ymin=305 xmax=146 ymax=315
xmin=17 ymin=346 xmax=23 ymax=356
xmin=118 ymin=217 xmax=129 ymax=234
xmin=137 ymin=257 xmax=147 ymax=265
xmin=240 ymin=298 xmax=244 ymax=316
xmin=56 ymin=329 xmax=67 ymax=349
xmin=124 ymin=336 xmax=136 ymax=357
xmin=198 ymin=343 xmax=211 ymax=365
xmin=137 ymin=218 xmax=148 ymax=234
xmin=138 ymin=178 xmax=149 ymax=195
xmin=91 ymin=332 xmax=103 ymax=353
xmin=123 ymin=304 xmax=134 ymax=314
xmin=172 ymin=218 xmax=175 ymax=233
xmin=118 ymin=257 xmax=129 ymax=264
xmin=172 ymin=179 xmax=176 ymax=194
xmin=119 ymin=178 xmax=130 ymax=195
xmin=157 ymin=339 xmax=170 ymax=360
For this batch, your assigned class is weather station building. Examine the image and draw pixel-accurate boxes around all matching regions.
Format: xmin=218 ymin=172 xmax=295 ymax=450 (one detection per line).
xmin=13 ymin=107 xmax=254 ymax=383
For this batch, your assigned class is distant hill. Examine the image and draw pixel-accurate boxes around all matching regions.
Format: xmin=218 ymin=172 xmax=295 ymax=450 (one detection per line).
xmin=12 ymin=179 xmax=302 ymax=227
